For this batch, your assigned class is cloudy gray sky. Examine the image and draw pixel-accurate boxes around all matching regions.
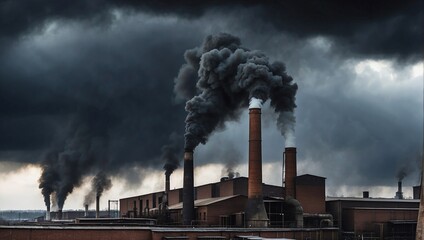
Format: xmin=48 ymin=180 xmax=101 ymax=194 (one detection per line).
xmin=0 ymin=1 xmax=422 ymax=210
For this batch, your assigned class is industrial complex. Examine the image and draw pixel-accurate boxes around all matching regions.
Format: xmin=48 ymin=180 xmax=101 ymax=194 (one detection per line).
xmin=0 ymin=96 xmax=422 ymax=240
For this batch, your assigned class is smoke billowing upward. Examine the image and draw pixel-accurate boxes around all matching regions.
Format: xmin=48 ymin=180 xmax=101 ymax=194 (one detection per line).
xmin=39 ymin=109 xmax=111 ymax=209
xmin=38 ymin=152 xmax=59 ymax=210
xmin=217 ymin=142 xmax=242 ymax=179
xmin=162 ymin=133 xmax=183 ymax=176
xmin=397 ymin=169 xmax=407 ymax=181
xmin=0 ymin=1 xmax=420 ymax=209
xmin=225 ymin=168 xmax=240 ymax=179
xmin=176 ymin=33 xmax=298 ymax=150
xmin=397 ymin=167 xmax=409 ymax=181
xmin=83 ymin=172 xmax=112 ymax=206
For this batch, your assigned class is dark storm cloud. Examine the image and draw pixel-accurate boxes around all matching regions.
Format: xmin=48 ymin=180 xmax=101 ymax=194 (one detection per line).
xmin=0 ymin=16 xmax=205 ymax=207
xmin=0 ymin=1 xmax=421 ymax=60
xmin=282 ymin=38 xmax=423 ymax=189
xmin=0 ymin=0 xmax=422 ymax=206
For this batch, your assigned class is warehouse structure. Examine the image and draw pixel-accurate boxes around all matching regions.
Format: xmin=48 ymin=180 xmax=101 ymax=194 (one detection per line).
xmin=120 ymin=173 xmax=328 ymax=227
xmin=326 ymin=196 xmax=419 ymax=239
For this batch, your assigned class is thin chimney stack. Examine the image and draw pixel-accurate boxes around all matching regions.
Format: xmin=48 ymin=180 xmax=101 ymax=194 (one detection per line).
xmin=57 ymin=209 xmax=63 ymax=220
xmin=396 ymin=181 xmax=404 ymax=199
xmin=165 ymin=172 xmax=171 ymax=194
xmin=183 ymin=149 xmax=194 ymax=225
xmin=46 ymin=205 xmax=51 ymax=221
xmin=84 ymin=204 xmax=89 ymax=217
xmin=96 ymin=195 xmax=100 ymax=218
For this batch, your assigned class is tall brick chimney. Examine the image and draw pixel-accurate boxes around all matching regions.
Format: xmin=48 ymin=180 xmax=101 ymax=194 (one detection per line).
xmin=245 ymin=98 xmax=269 ymax=227
xmin=183 ymin=149 xmax=194 ymax=225
xmin=284 ymin=147 xmax=297 ymax=199
xmin=96 ymin=195 xmax=100 ymax=218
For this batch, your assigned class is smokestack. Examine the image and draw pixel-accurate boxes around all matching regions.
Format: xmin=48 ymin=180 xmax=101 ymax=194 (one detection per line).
xmin=57 ymin=209 xmax=62 ymax=220
xmin=164 ymin=172 xmax=171 ymax=208
xmin=96 ymin=195 xmax=100 ymax=218
xmin=183 ymin=149 xmax=194 ymax=225
xmin=284 ymin=147 xmax=297 ymax=198
xmin=414 ymin=186 xmax=421 ymax=199
xmin=396 ymin=181 xmax=404 ymax=199
xmin=84 ymin=204 xmax=89 ymax=217
xmin=363 ymin=191 xmax=369 ymax=198
xmin=245 ymin=98 xmax=269 ymax=227
xmin=46 ymin=206 xmax=51 ymax=221
xmin=165 ymin=173 xmax=171 ymax=193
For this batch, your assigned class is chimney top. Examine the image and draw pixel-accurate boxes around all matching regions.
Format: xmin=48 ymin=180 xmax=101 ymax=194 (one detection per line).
xmin=249 ymin=97 xmax=263 ymax=109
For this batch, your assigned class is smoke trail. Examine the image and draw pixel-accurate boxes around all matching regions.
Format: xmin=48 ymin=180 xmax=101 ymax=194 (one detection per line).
xmin=175 ymin=33 xmax=297 ymax=150
xmin=39 ymin=108 xmax=111 ymax=210
xmin=162 ymin=133 xmax=183 ymax=175
xmin=218 ymin=143 xmax=242 ymax=179
xmin=397 ymin=167 xmax=408 ymax=181
xmin=83 ymin=172 xmax=112 ymax=206
xmin=38 ymin=151 xmax=60 ymax=210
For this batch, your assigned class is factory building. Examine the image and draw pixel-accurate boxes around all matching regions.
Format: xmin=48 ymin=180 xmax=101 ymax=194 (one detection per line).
xmin=114 ymin=99 xmax=421 ymax=238
xmin=120 ymin=172 xmax=420 ymax=239
xmin=326 ymin=196 xmax=419 ymax=239
xmin=120 ymin=170 xmax=329 ymax=227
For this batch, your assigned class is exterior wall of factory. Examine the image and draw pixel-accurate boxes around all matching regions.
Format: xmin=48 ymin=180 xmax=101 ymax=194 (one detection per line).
xmin=119 ymin=177 xmax=285 ymax=219
xmin=342 ymin=208 xmax=418 ymax=232
xmin=295 ymin=174 xmax=326 ymax=214
xmin=195 ymin=195 xmax=247 ymax=226
xmin=119 ymin=175 xmax=329 ymax=227
xmin=326 ymin=197 xmax=419 ymax=239
xmin=120 ymin=192 xmax=166 ymax=218
xmin=168 ymin=189 xmax=183 ymax=205
xmin=0 ymin=226 xmax=340 ymax=240
xmin=196 ymin=183 xmax=218 ymax=199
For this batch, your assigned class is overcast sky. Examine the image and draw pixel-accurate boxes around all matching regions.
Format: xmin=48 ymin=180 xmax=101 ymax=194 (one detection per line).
xmin=0 ymin=1 xmax=422 ymax=210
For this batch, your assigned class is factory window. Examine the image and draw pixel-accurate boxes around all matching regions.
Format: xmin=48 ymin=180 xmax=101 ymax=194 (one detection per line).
xmin=158 ymin=196 xmax=163 ymax=204
xmin=146 ymin=199 xmax=149 ymax=209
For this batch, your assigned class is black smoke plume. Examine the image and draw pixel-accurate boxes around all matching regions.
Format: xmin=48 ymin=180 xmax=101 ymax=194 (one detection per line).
xmin=0 ymin=1 xmax=419 ymax=209
xmin=39 ymin=109 xmax=111 ymax=209
xmin=175 ymin=33 xmax=298 ymax=150
xmin=397 ymin=167 xmax=408 ymax=181
xmin=83 ymin=172 xmax=112 ymax=206
xmin=38 ymin=151 xmax=60 ymax=211
xmin=162 ymin=133 xmax=183 ymax=176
